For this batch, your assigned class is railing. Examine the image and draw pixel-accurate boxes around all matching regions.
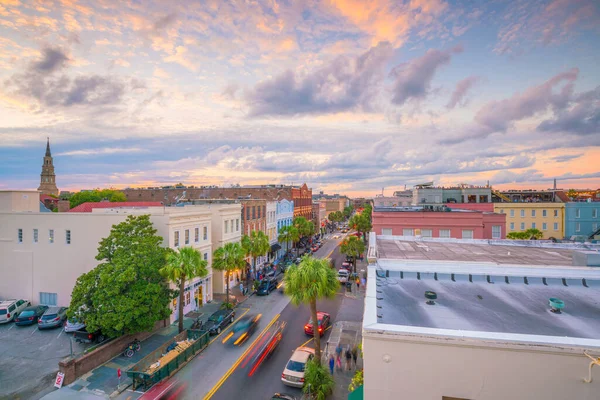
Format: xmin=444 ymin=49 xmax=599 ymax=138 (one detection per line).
xmin=127 ymin=329 xmax=210 ymax=391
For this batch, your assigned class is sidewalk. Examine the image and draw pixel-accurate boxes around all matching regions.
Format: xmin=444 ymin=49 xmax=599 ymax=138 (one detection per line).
xmin=41 ymin=301 xmax=223 ymax=399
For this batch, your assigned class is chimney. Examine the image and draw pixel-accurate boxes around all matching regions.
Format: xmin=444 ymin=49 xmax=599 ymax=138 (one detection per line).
xmin=57 ymin=200 xmax=70 ymax=212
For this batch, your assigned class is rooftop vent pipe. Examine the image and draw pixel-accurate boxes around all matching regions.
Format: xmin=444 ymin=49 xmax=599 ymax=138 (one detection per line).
xmin=549 ymin=297 xmax=565 ymax=313
xmin=425 ymin=291 xmax=437 ymax=305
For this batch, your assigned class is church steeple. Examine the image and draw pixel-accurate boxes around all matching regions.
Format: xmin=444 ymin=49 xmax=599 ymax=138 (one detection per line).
xmin=38 ymin=138 xmax=59 ymax=197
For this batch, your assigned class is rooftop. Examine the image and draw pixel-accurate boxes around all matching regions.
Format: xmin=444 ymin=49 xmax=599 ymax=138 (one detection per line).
xmin=69 ymin=201 xmax=163 ymax=212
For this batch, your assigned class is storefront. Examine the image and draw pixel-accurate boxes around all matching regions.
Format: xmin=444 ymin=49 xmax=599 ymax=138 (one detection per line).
xmin=171 ymin=275 xmax=212 ymax=323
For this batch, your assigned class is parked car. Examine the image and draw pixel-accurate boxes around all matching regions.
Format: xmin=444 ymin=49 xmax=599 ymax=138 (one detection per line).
xmin=304 ymin=311 xmax=331 ymax=337
xmin=257 ymin=278 xmax=277 ymax=296
xmin=38 ymin=306 xmax=68 ymax=329
xmin=14 ymin=305 xmax=48 ymax=326
xmin=225 ymin=314 xmax=261 ymax=346
xmin=204 ymin=308 xmax=236 ymax=335
xmin=64 ymin=317 xmax=86 ymax=333
xmin=281 ymin=346 xmax=315 ymax=387
xmin=73 ymin=328 xmax=106 ymax=344
xmin=272 ymin=394 xmax=297 ymax=400
xmin=337 ymin=269 xmax=350 ymax=283
xmin=0 ymin=299 xmax=30 ymax=324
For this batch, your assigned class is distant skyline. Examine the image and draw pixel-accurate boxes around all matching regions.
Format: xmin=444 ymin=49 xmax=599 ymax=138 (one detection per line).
xmin=0 ymin=0 xmax=599 ymax=197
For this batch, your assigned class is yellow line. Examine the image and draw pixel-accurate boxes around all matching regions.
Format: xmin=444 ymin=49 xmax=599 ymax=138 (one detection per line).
xmin=203 ymin=313 xmax=281 ymax=400
xmin=299 ymin=325 xmax=333 ymax=348
xmin=209 ymin=308 xmax=250 ymax=345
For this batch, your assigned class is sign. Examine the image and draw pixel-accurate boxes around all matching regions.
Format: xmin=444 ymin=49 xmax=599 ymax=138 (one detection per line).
xmin=117 ymin=368 xmax=121 ymax=378
xmin=54 ymin=372 xmax=65 ymax=389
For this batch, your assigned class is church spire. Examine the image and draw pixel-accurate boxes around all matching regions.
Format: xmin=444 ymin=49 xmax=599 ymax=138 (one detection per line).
xmin=39 ymin=138 xmax=59 ymax=197
xmin=45 ymin=137 xmax=51 ymax=157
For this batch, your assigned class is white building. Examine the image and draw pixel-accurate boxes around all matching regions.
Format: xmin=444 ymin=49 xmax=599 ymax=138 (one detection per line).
xmin=276 ymin=199 xmax=294 ymax=257
xmin=266 ymin=201 xmax=278 ymax=261
xmin=363 ymin=233 xmax=600 ymax=400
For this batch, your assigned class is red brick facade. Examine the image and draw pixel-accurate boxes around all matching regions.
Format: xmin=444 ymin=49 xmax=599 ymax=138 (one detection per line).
xmin=240 ymin=199 xmax=267 ymax=235
xmin=291 ymin=184 xmax=312 ymax=220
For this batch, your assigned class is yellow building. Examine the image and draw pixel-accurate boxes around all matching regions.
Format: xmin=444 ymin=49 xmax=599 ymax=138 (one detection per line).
xmin=494 ymin=203 xmax=565 ymax=239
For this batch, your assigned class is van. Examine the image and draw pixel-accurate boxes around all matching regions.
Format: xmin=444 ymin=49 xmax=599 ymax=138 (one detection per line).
xmin=0 ymin=299 xmax=31 ymax=323
xmin=337 ymin=269 xmax=349 ymax=283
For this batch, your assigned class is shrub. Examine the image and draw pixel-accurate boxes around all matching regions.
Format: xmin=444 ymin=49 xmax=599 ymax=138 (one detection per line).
xmin=303 ymin=359 xmax=335 ymax=400
xmin=348 ymin=369 xmax=363 ymax=392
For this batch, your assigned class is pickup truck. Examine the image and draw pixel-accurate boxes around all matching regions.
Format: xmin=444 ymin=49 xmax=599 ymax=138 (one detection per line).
xmin=72 ymin=328 xmax=106 ymax=344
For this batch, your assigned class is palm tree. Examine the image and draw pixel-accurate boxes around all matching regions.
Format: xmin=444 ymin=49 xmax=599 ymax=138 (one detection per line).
xmin=242 ymin=231 xmax=271 ymax=272
xmin=212 ymin=242 xmax=246 ymax=307
xmin=294 ymin=216 xmax=312 ymax=239
xmin=278 ymin=225 xmax=292 ymax=253
xmin=340 ymin=235 xmax=365 ymax=274
xmin=287 ymin=225 xmax=300 ymax=257
xmin=160 ymin=246 xmax=208 ymax=333
xmin=284 ymin=256 xmax=338 ymax=365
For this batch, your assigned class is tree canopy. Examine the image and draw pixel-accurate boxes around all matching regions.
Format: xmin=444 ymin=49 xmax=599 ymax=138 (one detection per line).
xmin=69 ymin=189 xmax=127 ymax=208
xmin=242 ymin=231 xmax=270 ymax=269
xmin=340 ymin=235 xmax=365 ymax=273
xmin=349 ymin=213 xmax=372 ymax=242
xmin=343 ymin=206 xmax=354 ymax=219
xmin=507 ymin=228 xmax=544 ymax=240
xmin=68 ymin=215 xmax=173 ymax=338
xmin=212 ymin=242 xmax=246 ymax=306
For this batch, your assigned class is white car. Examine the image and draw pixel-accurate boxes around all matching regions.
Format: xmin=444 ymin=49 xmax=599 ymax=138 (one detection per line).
xmin=337 ymin=269 xmax=349 ymax=283
xmin=281 ymin=346 xmax=315 ymax=387
xmin=0 ymin=299 xmax=30 ymax=323
xmin=64 ymin=317 xmax=86 ymax=333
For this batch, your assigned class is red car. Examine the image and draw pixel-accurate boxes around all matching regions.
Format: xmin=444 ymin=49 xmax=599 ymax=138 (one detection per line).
xmin=304 ymin=312 xmax=331 ymax=336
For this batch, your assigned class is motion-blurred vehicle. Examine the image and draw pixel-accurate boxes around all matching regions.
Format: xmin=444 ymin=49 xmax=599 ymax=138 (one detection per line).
xmin=0 ymin=299 xmax=30 ymax=324
xmin=246 ymin=320 xmax=286 ymax=377
xmin=204 ymin=308 xmax=236 ymax=335
xmin=222 ymin=314 xmax=261 ymax=346
xmin=304 ymin=311 xmax=331 ymax=337
xmin=138 ymin=378 xmax=188 ymax=400
xmin=257 ymin=278 xmax=277 ymax=296
xmin=38 ymin=306 xmax=67 ymax=329
xmin=14 ymin=305 xmax=48 ymax=326
xmin=281 ymin=346 xmax=315 ymax=387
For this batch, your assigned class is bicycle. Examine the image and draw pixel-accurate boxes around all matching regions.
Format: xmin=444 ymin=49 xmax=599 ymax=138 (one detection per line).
xmin=123 ymin=339 xmax=141 ymax=358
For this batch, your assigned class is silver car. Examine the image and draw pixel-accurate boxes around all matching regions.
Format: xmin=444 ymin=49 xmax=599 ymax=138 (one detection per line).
xmin=38 ymin=307 xmax=68 ymax=329
xmin=64 ymin=317 xmax=86 ymax=333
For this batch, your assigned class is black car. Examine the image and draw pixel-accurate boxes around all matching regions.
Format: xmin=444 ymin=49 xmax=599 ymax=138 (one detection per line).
xmin=204 ymin=309 xmax=236 ymax=335
xmin=73 ymin=328 xmax=106 ymax=344
xmin=256 ymin=278 xmax=277 ymax=296
xmin=14 ymin=305 xmax=48 ymax=326
xmin=224 ymin=314 xmax=261 ymax=346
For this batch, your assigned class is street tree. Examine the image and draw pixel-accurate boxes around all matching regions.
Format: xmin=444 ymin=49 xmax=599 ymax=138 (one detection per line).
xmin=340 ymin=235 xmax=365 ymax=273
xmin=160 ymin=247 xmax=208 ymax=333
xmin=212 ymin=242 xmax=246 ymax=307
xmin=343 ymin=206 xmax=353 ymax=219
xmin=68 ymin=215 xmax=172 ymax=338
xmin=284 ymin=256 xmax=338 ymax=365
xmin=242 ymin=231 xmax=270 ymax=272
xmin=287 ymin=225 xmax=301 ymax=257
xmin=69 ymin=188 xmax=127 ymax=209
xmin=294 ymin=216 xmax=312 ymax=239
xmin=278 ymin=225 xmax=293 ymax=253
xmin=349 ymin=213 xmax=372 ymax=242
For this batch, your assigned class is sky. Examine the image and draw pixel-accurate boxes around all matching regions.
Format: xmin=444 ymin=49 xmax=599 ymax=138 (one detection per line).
xmin=0 ymin=0 xmax=599 ymax=197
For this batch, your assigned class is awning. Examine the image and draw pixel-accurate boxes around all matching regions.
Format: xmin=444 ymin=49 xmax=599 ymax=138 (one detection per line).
xmin=271 ymin=243 xmax=282 ymax=252
xmin=348 ymin=385 xmax=364 ymax=400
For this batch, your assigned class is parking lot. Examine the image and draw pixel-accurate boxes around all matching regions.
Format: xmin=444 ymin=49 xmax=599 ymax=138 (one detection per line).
xmin=0 ymin=319 xmax=90 ymax=398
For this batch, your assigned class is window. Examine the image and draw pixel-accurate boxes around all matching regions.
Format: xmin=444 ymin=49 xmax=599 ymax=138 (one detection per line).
xmin=510 ymin=222 xmax=515 ymax=230
xmin=593 ymin=209 xmax=598 ymax=218
xmin=33 ymin=229 xmax=38 ymax=243
xmin=236 ymin=219 xmax=240 ymax=231
xmin=531 ymin=222 xmax=536 ymax=229
xmin=185 ymin=229 xmax=189 ymax=245
xmin=576 ymin=222 xmax=580 ymax=232
xmin=554 ymin=209 xmax=558 ymax=217
xmin=520 ymin=222 xmax=525 ymax=230
xmin=554 ymin=222 xmax=558 ymax=230
xmin=257 ymin=206 xmax=261 ymax=218
xmin=492 ymin=226 xmax=501 ymax=239
xmin=49 ymin=229 xmax=54 ymax=244
xmin=203 ymin=226 xmax=208 ymax=240
xmin=402 ymin=228 xmax=414 ymax=236
xmin=185 ymin=291 xmax=191 ymax=306
xmin=66 ymin=230 xmax=71 ymax=244
xmin=230 ymin=220 xmax=234 ymax=233
xmin=520 ymin=209 xmax=525 ymax=217
xmin=224 ymin=220 xmax=229 ymax=233
xmin=510 ymin=209 xmax=514 ymax=217
xmin=500 ymin=209 xmax=504 ymax=214
xmin=439 ymin=229 xmax=451 ymax=238
xmin=39 ymin=292 xmax=57 ymax=306
xmin=381 ymin=228 xmax=393 ymax=235
xmin=575 ymin=209 xmax=581 ymax=218
xmin=421 ymin=229 xmax=433 ymax=237
xmin=531 ymin=210 xmax=536 ymax=217
xmin=252 ymin=206 xmax=256 ymax=219
xmin=18 ymin=228 xmax=23 ymax=243
xmin=593 ymin=223 xmax=598 ymax=231
xmin=462 ymin=230 xmax=474 ymax=239
xmin=174 ymin=231 xmax=180 ymax=247
xmin=204 ymin=252 xmax=208 ymax=261
xmin=542 ymin=209 xmax=547 ymax=217
xmin=542 ymin=222 xmax=547 ymax=230
xmin=195 ymin=227 xmax=199 ymax=243
xmin=246 ymin=207 xmax=250 ymax=220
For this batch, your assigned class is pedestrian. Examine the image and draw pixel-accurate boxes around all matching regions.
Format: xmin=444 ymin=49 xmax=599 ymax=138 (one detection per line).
xmin=329 ymin=354 xmax=335 ymax=375
xmin=239 ymin=282 xmax=244 ymax=296
xmin=352 ymin=345 xmax=358 ymax=368
xmin=335 ymin=344 xmax=343 ymax=370
xmin=356 ymin=277 xmax=360 ymax=291
xmin=345 ymin=346 xmax=352 ymax=370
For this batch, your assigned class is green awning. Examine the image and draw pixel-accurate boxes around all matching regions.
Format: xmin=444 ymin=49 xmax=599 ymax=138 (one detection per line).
xmin=348 ymin=385 xmax=364 ymax=400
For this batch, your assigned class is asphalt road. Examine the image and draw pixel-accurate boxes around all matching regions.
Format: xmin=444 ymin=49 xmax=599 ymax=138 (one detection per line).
xmin=209 ymin=235 xmax=348 ymax=400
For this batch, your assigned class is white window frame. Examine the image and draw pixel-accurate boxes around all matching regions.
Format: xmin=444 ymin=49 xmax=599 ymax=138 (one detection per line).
xmin=185 ymin=229 xmax=190 ymax=245
xmin=510 ymin=209 xmax=514 ymax=217
xmin=593 ymin=209 xmax=598 ymax=218
xmin=230 ymin=220 xmax=234 ymax=233
xmin=224 ymin=220 xmax=228 ymax=234
xmin=18 ymin=228 xmax=23 ymax=243
xmin=554 ymin=222 xmax=558 ymax=230
xmin=402 ymin=228 xmax=414 ymax=236
xmin=439 ymin=229 xmax=451 ymax=238
xmin=33 ymin=229 xmax=38 ymax=243
xmin=421 ymin=229 xmax=433 ymax=238
xmin=195 ymin=227 xmax=199 ymax=243
xmin=520 ymin=222 xmax=525 ymax=230
xmin=531 ymin=210 xmax=536 ymax=217
xmin=236 ymin=219 xmax=240 ymax=232
xmin=575 ymin=209 xmax=580 ymax=218
xmin=203 ymin=226 xmax=208 ymax=240
xmin=49 ymin=229 xmax=54 ymax=244
xmin=542 ymin=209 xmax=547 ymax=217
xmin=462 ymin=229 xmax=474 ymax=239
xmin=174 ymin=231 xmax=180 ymax=247
xmin=39 ymin=292 xmax=57 ymax=306
xmin=520 ymin=209 xmax=525 ymax=217
xmin=554 ymin=209 xmax=558 ymax=217
xmin=204 ymin=252 xmax=208 ymax=261
xmin=510 ymin=222 xmax=515 ymax=230
xmin=593 ymin=223 xmax=598 ymax=231
xmin=66 ymin=229 xmax=71 ymax=245
xmin=542 ymin=222 xmax=547 ymax=230
xmin=381 ymin=228 xmax=393 ymax=235
xmin=492 ymin=225 xmax=501 ymax=239
xmin=531 ymin=222 xmax=536 ymax=229
xmin=576 ymin=222 xmax=580 ymax=232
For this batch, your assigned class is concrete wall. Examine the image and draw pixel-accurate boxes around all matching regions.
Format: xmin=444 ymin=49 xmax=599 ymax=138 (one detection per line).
xmin=494 ymin=203 xmax=565 ymax=239
xmin=363 ymin=334 xmax=599 ymax=400
xmin=447 ymin=203 xmax=494 ymax=212
xmin=0 ymin=191 xmax=41 ymax=212
xmin=565 ymin=202 xmax=600 ymax=238
xmin=373 ymin=196 xmax=412 ymax=207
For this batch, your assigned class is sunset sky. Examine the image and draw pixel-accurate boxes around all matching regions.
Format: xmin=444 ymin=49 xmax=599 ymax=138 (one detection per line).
xmin=0 ymin=0 xmax=599 ymax=197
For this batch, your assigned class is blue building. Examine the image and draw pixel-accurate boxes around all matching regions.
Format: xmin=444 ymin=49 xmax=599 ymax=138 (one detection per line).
xmin=565 ymin=202 xmax=600 ymax=239
xmin=276 ymin=199 xmax=294 ymax=257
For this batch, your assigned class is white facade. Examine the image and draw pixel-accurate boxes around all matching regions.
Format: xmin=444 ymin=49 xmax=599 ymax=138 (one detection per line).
xmin=276 ymin=199 xmax=294 ymax=257
xmin=207 ymin=203 xmax=242 ymax=294
xmin=266 ymin=201 xmax=277 ymax=261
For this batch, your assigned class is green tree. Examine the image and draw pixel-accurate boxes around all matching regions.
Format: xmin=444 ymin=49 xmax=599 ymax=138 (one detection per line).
xmin=287 ymin=226 xmax=301 ymax=257
xmin=507 ymin=231 xmax=529 ymax=240
xmin=278 ymin=225 xmax=293 ymax=252
xmin=212 ymin=242 xmax=246 ymax=307
xmin=348 ymin=369 xmax=364 ymax=392
xmin=566 ymin=189 xmax=577 ymax=199
xmin=69 ymin=189 xmax=127 ymax=208
xmin=340 ymin=235 xmax=366 ymax=273
xmin=349 ymin=213 xmax=372 ymax=242
xmin=68 ymin=215 xmax=172 ymax=338
xmin=160 ymin=247 xmax=208 ymax=333
xmin=525 ymin=228 xmax=544 ymax=239
xmin=304 ymin=359 xmax=335 ymax=400
xmin=294 ymin=216 xmax=313 ymax=239
xmin=242 ymin=231 xmax=270 ymax=271
xmin=343 ymin=206 xmax=354 ymax=219
xmin=284 ymin=256 xmax=338 ymax=364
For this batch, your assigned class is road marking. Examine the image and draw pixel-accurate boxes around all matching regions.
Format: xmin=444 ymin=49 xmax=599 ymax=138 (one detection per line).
xmin=299 ymin=325 xmax=333 ymax=348
xmin=203 ymin=313 xmax=281 ymax=400
xmin=30 ymin=328 xmax=37 ymax=336
xmin=209 ymin=308 xmax=250 ymax=345
xmin=57 ymin=329 xmax=64 ymax=339
xmin=8 ymin=324 xmax=14 ymax=331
